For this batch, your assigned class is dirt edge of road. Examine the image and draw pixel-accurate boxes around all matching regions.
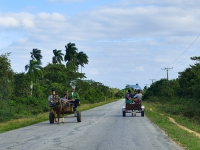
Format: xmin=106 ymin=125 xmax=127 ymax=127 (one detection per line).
xmin=150 ymin=108 xmax=200 ymax=139
xmin=149 ymin=108 xmax=200 ymax=150
xmin=168 ymin=117 xmax=200 ymax=139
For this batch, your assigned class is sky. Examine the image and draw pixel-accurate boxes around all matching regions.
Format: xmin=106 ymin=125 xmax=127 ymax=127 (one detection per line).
xmin=1 ymin=0 xmax=200 ymax=90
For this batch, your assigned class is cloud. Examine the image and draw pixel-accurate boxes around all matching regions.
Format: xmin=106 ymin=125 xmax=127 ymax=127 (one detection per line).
xmin=0 ymin=12 xmax=34 ymax=28
xmin=37 ymin=12 xmax=66 ymax=21
xmin=1 ymin=0 xmax=200 ymax=89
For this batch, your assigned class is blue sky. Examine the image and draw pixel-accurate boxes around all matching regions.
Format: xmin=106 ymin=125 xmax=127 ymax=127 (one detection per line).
xmin=1 ymin=0 xmax=200 ymax=89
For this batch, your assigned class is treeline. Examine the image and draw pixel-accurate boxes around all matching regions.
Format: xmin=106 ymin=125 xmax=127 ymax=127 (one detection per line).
xmin=143 ymin=56 xmax=200 ymax=123
xmin=0 ymin=43 xmax=124 ymax=122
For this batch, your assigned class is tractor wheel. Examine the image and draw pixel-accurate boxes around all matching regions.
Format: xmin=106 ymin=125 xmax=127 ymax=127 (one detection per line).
xmin=77 ymin=111 xmax=82 ymax=122
xmin=49 ymin=112 xmax=54 ymax=124
xmin=141 ymin=111 xmax=144 ymax=117
xmin=123 ymin=111 xmax=126 ymax=117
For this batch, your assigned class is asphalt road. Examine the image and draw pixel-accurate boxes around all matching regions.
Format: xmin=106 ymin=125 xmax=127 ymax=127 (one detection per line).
xmin=0 ymin=99 xmax=183 ymax=150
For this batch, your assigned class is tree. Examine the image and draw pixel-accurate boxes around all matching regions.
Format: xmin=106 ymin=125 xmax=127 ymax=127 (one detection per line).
xmin=190 ymin=56 xmax=200 ymax=62
xmin=52 ymin=49 xmax=64 ymax=64
xmin=43 ymin=63 xmax=67 ymax=84
xmin=30 ymin=48 xmax=43 ymax=62
xmin=13 ymin=73 xmax=30 ymax=97
xmin=143 ymin=86 xmax=148 ymax=91
xmin=0 ymin=53 xmax=14 ymax=100
xmin=115 ymin=90 xmax=124 ymax=98
xmin=76 ymin=51 xmax=89 ymax=72
xmin=64 ymin=42 xmax=78 ymax=71
xmin=25 ymin=60 xmax=43 ymax=95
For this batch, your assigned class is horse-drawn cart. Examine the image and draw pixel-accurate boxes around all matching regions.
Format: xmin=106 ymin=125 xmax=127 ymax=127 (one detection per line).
xmin=49 ymin=99 xmax=81 ymax=124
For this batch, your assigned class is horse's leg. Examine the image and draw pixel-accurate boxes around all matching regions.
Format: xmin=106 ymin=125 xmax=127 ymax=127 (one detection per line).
xmin=57 ymin=110 xmax=60 ymax=124
xmin=54 ymin=110 xmax=57 ymax=122
xmin=62 ymin=107 xmax=64 ymax=123
xmin=58 ymin=106 xmax=63 ymax=124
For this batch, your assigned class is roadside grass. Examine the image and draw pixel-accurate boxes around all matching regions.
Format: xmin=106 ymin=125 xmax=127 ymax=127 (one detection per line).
xmin=0 ymin=113 xmax=49 ymax=133
xmin=172 ymin=115 xmax=200 ymax=134
xmin=0 ymin=99 xmax=117 ymax=134
xmin=144 ymin=102 xmax=200 ymax=150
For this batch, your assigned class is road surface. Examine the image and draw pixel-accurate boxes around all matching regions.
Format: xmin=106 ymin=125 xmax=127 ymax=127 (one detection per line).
xmin=0 ymin=99 xmax=182 ymax=150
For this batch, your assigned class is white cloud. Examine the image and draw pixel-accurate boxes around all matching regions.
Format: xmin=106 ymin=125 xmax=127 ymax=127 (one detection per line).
xmin=0 ymin=12 xmax=34 ymax=28
xmin=0 ymin=16 xmax=19 ymax=27
xmin=37 ymin=12 xmax=66 ymax=21
xmin=1 ymin=0 xmax=200 ymax=89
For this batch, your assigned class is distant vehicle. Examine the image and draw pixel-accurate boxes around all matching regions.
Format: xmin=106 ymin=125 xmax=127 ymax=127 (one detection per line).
xmin=122 ymin=84 xmax=144 ymax=117
xmin=122 ymin=101 xmax=145 ymax=117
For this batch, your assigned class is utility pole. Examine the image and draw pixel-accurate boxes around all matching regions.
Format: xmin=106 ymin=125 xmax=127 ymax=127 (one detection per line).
xmin=161 ymin=67 xmax=173 ymax=81
xmin=149 ymin=79 xmax=156 ymax=84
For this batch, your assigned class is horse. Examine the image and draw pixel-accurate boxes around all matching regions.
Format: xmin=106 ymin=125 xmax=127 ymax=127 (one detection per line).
xmin=52 ymin=95 xmax=65 ymax=124
xmin=59 ymin=100 xmax=67 ymax=124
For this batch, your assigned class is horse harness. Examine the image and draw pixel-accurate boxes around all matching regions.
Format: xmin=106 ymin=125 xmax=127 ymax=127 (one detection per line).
xmin=51 ymin=95 xmax=62 ymax=108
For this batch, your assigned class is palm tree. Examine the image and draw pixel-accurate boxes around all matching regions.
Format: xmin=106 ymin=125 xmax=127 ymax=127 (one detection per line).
xmin=30 ymin=48 xmax=43 ymax=62
xmin=76 ymin=51 xmax=89 ymax=73
xmin=64 ymin=42 xmax=78 ymax=71
xmin=25 ymin=60 xmax=43 ymax=95
xmin=52 ymin=49 xmax=64 ymax=64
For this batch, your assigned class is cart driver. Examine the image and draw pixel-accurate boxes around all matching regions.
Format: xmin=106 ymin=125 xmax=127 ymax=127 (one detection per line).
xmin=68 ymin=86 xmax=80 ymax=111
xmin=133 ymin=89 xmax=142 ymax=103
xmin=48 ymin=89 xmax=60 ymax=106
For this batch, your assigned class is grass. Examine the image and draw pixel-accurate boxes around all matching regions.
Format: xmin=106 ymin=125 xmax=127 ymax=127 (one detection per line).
xmin=172 ymin=115 xmax=200 ymax=134
xmin=0 ymin=99 xmax=117 ymax=133
xmin=144 ymin=101 xmax=200 ymax=150
xmin=0 ymin=113 xmax=49 ymax=133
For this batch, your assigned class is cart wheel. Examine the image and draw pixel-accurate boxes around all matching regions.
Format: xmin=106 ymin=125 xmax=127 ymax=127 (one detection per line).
xmin=77 ymin=111 xmax=81 ymax=122
xmin=123 ymin=111 xmax=126 ymax=117
xmin=141 ymin=111 xmax=144 ymax=117
xmin=49 ymin=112 xmax=54 ymax=124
